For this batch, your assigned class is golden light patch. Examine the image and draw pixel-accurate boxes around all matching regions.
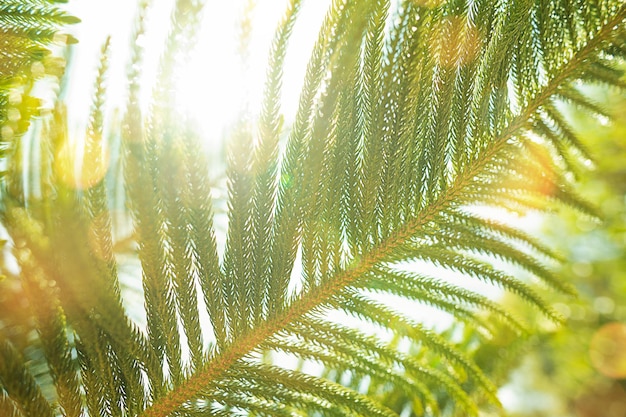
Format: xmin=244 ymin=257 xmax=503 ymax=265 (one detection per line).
xmin=54 ymin=142 xmax=78 ymax=188
xmin=590 ymin=322 xmax=626 ymax=379
xmin=432 ymin=16 xmax=481 ymax=69
xmin=534 ymin=175 xmax=557 ymax=197
xmin=54 ymin=140 xmax=110 ymax=190
xmin=81 ymin=145 xmax=110 ymax=189
xmin=523 ymin=140 xmax=558 ymax=198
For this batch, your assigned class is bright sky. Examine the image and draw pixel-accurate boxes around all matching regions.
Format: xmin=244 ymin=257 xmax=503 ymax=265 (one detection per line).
xmin=62 ymin=0 xmax=330 ymax=145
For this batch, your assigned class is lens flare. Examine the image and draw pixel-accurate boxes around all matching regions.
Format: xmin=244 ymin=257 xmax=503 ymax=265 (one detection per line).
xmin=54 ymin=139 xmax=110 ymax=190
xmin=589 ymin=322 xmax=626 ymax=379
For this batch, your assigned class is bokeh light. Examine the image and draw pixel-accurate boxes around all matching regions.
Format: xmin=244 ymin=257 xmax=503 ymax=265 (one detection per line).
xmin=54 ymin=140 xmax=110 ymax=190
xmin=589 ymin=322 xmax=626 ymax=379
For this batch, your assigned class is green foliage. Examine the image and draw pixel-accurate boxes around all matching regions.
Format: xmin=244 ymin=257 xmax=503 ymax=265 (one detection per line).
xmin=499 ymin=85 xmax=626 ymax=417
xmin=0 ymin=0 xmax=78 ymax=166
xmin=1 ymin=1 xmax=626 ymax=416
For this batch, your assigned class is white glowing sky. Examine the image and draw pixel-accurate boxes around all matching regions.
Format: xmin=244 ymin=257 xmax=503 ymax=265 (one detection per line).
xmin=62 ymin=0 xmax=330 ymax=145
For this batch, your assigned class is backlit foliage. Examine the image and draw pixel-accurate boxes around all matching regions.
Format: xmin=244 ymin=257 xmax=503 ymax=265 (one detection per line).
xmin=0 ymin=0 xmax=77 ymax=147
xmin=1 ymin=1 xmax=626 ymax=416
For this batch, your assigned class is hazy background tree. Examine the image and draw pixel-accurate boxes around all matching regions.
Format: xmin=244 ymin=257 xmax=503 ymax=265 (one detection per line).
xmin=497 ymin=85 xmax=626 ymax=417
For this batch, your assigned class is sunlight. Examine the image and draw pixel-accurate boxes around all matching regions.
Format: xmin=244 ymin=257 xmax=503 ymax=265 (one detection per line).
xmin=171 ymin=1 xmax=248 ymax=147
xmin=63 ymin=0 xmax=331 ymax=151
xmin=172 ymin=0 xmax=330 ymax=147
xmin=173 ymin=46 xmax=246 ymax=147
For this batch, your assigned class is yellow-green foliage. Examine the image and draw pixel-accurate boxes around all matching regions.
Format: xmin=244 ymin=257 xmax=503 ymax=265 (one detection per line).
xmin=0 ymin=0 xmax=78 ymax=163
xmin=1 ymin=1 xmax=626 ymax=416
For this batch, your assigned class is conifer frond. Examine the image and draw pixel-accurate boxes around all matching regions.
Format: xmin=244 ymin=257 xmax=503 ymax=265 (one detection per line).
xmin=2 ymin=1 xmax=626 ymax=416
xmin=0 ymin=0 xmax=77 ymax=136
xmin=0 ymin=340 xmax=55 ymax=417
